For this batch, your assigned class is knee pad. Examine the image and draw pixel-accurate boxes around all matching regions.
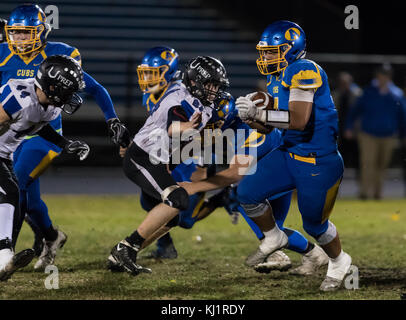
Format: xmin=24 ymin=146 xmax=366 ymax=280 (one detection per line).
xmin=161 ymin=185 xmax=189 ymax=211
xmin=240 ymin=201 xmax=269 ymax=218
xmin=304 ymin=220 xmax=336 ymax=245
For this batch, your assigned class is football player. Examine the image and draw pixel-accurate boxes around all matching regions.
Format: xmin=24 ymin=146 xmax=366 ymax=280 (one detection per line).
xmin=179 ymin=96 xmax=329 ymax=275
xmin=0 ymin=55 xmax=89 ymax=281
xmin=235 ymin=20 xmax=352 ymax=291
xmin=107 ymin=55 xmax=229 ymax=276
xmin=121 ymin=47 xmax=295 ymax=268
xmin=0 ymin=4 xmax=130 ymax=270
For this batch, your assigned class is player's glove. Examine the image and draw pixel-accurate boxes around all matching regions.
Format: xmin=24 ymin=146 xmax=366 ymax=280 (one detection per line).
xmin=107 ymin=118 xmax=131 ymax=148
xmin=236 ymin=96 xmax=259 ymax=121
xmin=64 ymin=140 xmax=90 ymax=161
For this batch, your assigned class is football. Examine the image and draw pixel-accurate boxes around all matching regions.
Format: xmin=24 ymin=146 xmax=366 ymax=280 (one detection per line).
xmin=245 ymin=91 xmax=274 ymax=134
xmin=250 ymin=91 xmax=274 ymax=110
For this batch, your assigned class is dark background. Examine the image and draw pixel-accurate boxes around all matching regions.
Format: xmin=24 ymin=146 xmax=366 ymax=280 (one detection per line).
xmin=0 ymin=0 xmax=405 ymax=168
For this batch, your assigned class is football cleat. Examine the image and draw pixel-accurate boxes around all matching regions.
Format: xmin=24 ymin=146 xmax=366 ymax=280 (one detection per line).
xmin=108 ymin=240 xmax=152 ymax=276
xmin=146 ymin=242 xmax=178 ymax=260
xmin=320 ymin=251 xmax=352 ymax=292
xmin=254 ymin=250 xmax=292 ymax=273
xmin=246 ymin=231 xmax=288 ymax=268
xmin=34 ymin=229 xmax=67 ymax=271
xmin=0 ymin=248 xmax=35 ymax=281
xmin=107 ymin=254 xmax=125 ymax=273
xmin=289 ymin=244 xmax=329 ymax=276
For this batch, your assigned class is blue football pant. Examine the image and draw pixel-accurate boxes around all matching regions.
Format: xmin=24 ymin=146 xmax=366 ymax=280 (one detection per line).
xmin=13 ymin=137 xmax=61 ymax=234
xmin=238 ymin=148 xmax=344 ymax=240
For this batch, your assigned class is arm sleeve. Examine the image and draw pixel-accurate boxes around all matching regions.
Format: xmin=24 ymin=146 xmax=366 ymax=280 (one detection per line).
xmin=36 ymin=124 xmax=69 ymax=149
xmin=83 ymin=71 xmax=118 ymax=121
xmin=167 ymin=105 xmax=189 ymax=130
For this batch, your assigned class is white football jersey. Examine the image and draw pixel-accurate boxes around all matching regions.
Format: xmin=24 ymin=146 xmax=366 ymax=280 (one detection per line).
xmin=0 ymin=78 xmax=61 ymax=159
xmin=133 ymin=82 xmax=213 ymax=164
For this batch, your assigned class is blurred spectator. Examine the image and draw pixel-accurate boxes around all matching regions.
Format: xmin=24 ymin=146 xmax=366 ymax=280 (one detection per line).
xmin=332 ymin=71 xmax=362 ymax=169
xmin=344 ymin=64 xmax=406 ymax=199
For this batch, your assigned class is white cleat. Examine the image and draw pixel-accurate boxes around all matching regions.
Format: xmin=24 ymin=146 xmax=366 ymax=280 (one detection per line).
xmin=0 ymin=248 xmax=14 ymax=274
xmin=254 ymin=250 xmax=292 ymax=273
xmin=289 ymin=244 xmax=329 ymax=276
xmin=34 ymin=229 xmax=67 ymax=271
xmin=0 ymin=248 xmax=35 ymax=281
xmin=320 ymin=251 xmax=352 ymax=292
xmin=245 ymin=232 xmax=288 ymax=268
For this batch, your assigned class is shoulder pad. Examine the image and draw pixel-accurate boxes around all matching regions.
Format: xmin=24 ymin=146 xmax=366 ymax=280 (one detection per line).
xmin=282 ymin=59 xmax=323 ymax=90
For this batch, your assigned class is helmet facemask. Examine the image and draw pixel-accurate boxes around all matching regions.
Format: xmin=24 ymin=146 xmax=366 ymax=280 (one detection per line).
xmin=5 ymin=24 xmax=48 ymax=55
xmin=190 ymin=79 xmax=228 ymax=108
xmin=137 ymin=64 xmax=169 ymax=94
xmin=43 ymin=83 xmax=84 ymax=115
xmin=256 ymin=43 xmax=291 ymax=75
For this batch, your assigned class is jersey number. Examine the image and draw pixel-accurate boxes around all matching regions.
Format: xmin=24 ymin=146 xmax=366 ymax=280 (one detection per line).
xmin=16 ymin=85 xmax=30 ymax=99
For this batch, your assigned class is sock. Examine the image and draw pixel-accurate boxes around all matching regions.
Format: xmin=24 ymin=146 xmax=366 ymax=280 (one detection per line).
xmin=126 ymin=230 xmax=145 ymax=249
xmin=302 ymin=242 xmax=315 ymax=254
xmin=0 ymin=203 xmax=14 ymax=242
xmin=43 ymin=225 xmax=58 ymax=242
xmin=282 ymin=227 xmax=310 ymax=253
xmin=157 ymin=232 xmax=173 ymax=248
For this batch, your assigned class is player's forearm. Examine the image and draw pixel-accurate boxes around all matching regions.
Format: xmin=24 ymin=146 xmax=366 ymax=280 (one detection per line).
xmin=83 ymin=72 xmax=117 ymax=121
xmin=254 ymin=101 xmax=312 ymax=131
xmin=0 ymin=105 xmax=11 ymax=124
xmin=36 ymin=124 xmax=69 ymax=148
xmin=190 ymin=165 xmax=241 ymax=193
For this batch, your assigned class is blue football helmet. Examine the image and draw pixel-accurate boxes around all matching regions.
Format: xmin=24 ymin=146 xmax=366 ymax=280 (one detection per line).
xmin=256 ymin=20 xmax=306 ymax=75
xmin=205 ymin=93 xmax=237 ymax=131
xmin=5 ymin=4 xmax=51 ymax=55
xmin=137 ymin=46 xmax=179 ymax=93
xmin=216 ymin=93 xmax=237 ymax=123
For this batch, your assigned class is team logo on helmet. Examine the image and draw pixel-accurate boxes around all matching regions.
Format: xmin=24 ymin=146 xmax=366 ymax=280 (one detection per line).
xmin=160 ymin=50 xmax=176 ymax=61
xmin=285 ymin=27 xmax=300 ymax=41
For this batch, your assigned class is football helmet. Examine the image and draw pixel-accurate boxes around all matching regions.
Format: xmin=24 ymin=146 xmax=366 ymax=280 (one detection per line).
xmin=256 ymin=20 xmax=306 ymax=75
xmin=216 ymin=93 xmax=237 ymax=122
xmin=183 ymin=56 xmax=229 ymax=107
xmin=5 ymin=4 xmax=51 ymax=55
xmin=34 ymin=55 xmax=85 ymax=114
xmin=137 ymin=46 xmax=179 ymax=94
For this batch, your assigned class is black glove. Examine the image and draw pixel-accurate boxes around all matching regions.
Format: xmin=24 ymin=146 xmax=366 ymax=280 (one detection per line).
xmin=107 ymin=118 xmax=131 ymax=147
xmin=64 ymin=140 xmax=90 ymax=161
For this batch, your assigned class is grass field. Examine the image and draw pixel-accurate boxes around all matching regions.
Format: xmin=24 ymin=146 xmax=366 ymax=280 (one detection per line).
xmin=2 ymin=195 xmax=406 ymax=300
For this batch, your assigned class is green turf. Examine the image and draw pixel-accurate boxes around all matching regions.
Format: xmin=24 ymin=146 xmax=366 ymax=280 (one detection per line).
xmin=2 ymin=195 xmax=406 ymax=300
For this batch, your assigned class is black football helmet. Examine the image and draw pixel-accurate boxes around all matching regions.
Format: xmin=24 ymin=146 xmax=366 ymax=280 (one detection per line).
xmin=34 ymin=55 xmax=85 ymax=114
xmin=183 ymin=56 xmax=229 ymax=107
xmin=0 ymin=18 xmax=6 ymax=43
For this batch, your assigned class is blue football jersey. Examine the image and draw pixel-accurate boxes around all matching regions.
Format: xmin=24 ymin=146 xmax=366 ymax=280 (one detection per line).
xmin=0 ymin=42 xmax=81 ymax=132
xmin=267 ymin=59 xmax=339 ymax=157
